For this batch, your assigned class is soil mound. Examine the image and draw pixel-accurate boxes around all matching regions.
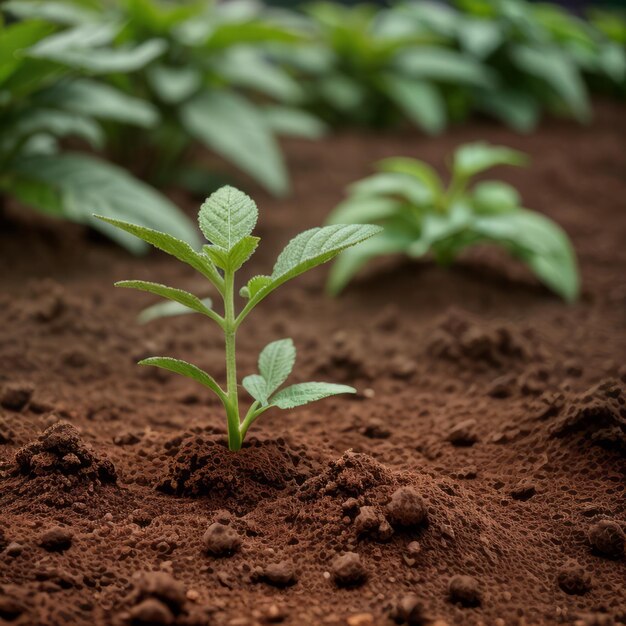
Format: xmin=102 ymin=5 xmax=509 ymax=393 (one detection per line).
xmin=427 ymin=308 xmax=537 ymax=370
xmin=3 ymin=422 xmax=116 ymax=509
xmin=550 ymin=379 xmax=626 ymax=453
xmin=157 ymin=435 xmax=318 ymax=513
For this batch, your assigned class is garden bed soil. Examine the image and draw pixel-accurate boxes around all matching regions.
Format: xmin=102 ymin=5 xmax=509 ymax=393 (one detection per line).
xmin=0 ymin=102 xmax=625 ymax=626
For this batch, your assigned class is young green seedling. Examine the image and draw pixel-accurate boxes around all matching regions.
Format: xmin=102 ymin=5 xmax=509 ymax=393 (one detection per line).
xmin=96 ymin=186 xmax=381 ymax=451
xmin=327 ymin=141 xmax=579 ymax=301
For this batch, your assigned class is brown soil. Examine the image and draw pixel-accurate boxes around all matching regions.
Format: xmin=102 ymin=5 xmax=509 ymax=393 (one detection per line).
xmin=1 ymin=102 xmax=625 ymax=626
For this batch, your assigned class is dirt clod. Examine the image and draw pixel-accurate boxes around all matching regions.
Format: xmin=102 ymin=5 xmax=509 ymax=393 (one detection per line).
xmin=129 ymin=598 xmax=175 ymax=625
xmin=588 ymin=520 xmax=625 ymax=559
xmin=331 ymin=552 xmax=367 ymax=587
xmin=448 ymin=575 xmax=481 ymax=607
xmin=385 ymin=487 xmax=428 ymax=528
xmin=39 ymin=526 xmax=73 ymax=552
xmin=203 ymin=522 xmax=242 ymax=557
xmin=0 ymin=382 xmax=34 ymax=411
xmin=390 ymin=594 xmax=429 ymax=625
xmin=260 ymin=561 xmax=297 ymax=588
xmin=447 ymin=419 xmax=479 ymax=447
xmin=557 ymin=560 xmax=592 ymax=595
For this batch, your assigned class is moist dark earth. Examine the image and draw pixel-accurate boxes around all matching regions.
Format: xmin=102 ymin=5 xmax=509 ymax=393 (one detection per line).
xmin=0 ymin=102 xmax=625 ymax=626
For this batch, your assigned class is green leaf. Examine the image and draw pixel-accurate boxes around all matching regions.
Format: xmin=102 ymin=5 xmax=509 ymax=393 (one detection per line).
xmin=38 ymin=79 xmax=159 ymax=127
xmin=6 ymin=108 xmax=104 ymax=150
xmin=27 ymin=24 xmax=167 ymax=74
xmin=511 ymin=45 xmax=590 ymax=122
xmin=458 ymin=18 xmax=503 ymax=58
xmin=453 ymin=142 xmax=528 ymax=178
xmin=240 ymin=275 xmax=272 ymax=299
xmin=326 ymin=196 xmax=403 ymax=225
xmin=181 ymin=90 xmax=288 ymax=197
xmin=218 ymin=47 xmax=303 ymax=103
xmin=138 ymin=297 xmax=213 ymax=324
xmin=270 ymin=382 xmax=356 ymax=409
xmin=241 ymin=224 xmax=383 ymax=308
xmin=476 ymin=90 xmax=540 ymax=133
xmin=259 ymin=338 xmax=296 ymax=396
xmin=242 ymin=374 xmax=269 ymax=405
xmin=348 ymin=172 xmax=433 ymax=206
xmin=472 ymin=181 xmax=521 ymax=214
xmin=384 ymin=75 xmax=446 ymax=135
xmin=115 ymin=280 xmax=215 ymax=319
xmin=263 ymin=106 xmax=327 ymax=140
xmin=147 ymin=64 xmax=201 ymax=104
xmin=471 ymin=210 xmax=579 ymax=301
xmin=0 ymin=20 xmax=56 ymax=84
xmin=198 ymin=186 xmax=258 ymax=251
xmin=94 ymin=214 xmax=219 ymax=281
xmin=396 ymin=47 xmax=495 ymax=88
xmin=203 ymin=236 xmax=259 ymax=272
xmin=378 ymin=157 xmax=443 ymax=198
xmin=138 ymin=357 xmax=226 ymax=402
xmin=12 ymin=154 xmax=201 ymax=255
xmin=3 ymin=1 xmax=99 ymax=25
xmin=327 ymin=229 xmax=415 ymax=295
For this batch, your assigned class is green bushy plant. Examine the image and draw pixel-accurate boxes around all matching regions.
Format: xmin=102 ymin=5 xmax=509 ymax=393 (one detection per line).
xmin=396 ymin=0 xmax=626 ymax=130
xmin=97 ymin=186 xmax=381 ymax=451
xmin=11 ymin=0 xmax=326 ymax=196
xmin=274 ymin=1 xmax=493 ymax=133
xmin=0 ymin=4 xmax=199 ymax=252
xmin=327 ymin=142 xmax=579 ymax=302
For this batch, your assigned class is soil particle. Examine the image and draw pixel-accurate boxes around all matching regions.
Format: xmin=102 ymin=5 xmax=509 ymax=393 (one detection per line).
xmin=573 ymin=613 xmax=616 ymax=626
xmin=447 ymin=419 xmax=479 ymax=447
xmin=510 ymin=479 xmax=537 ymax=501
xmin=354 ymin=506 xmax=394 ymax=541
xmin=38 ymin=526 xmax=73 ymax=552
xmin=447 ymin=575 xmax=481 ymax=607
xmin=0 ymin=592 xmax=25 ymax=621
xmin=129 ymin=598 xmax=175 ymax=625
xmin=330 ymin=552 xmax=367 ymax=587
xmin=0 ymin=381 xmax=34 ymax=411
xmin=259 ymin=560 xmax=297 ymax=588
xmin=389 ymin=594 xmax=430 ymax=625
xmin=588 ymin=520 xmax=625 ymax=559
xmin=557 ymin=560 xmax=592 ymax=595
xmin=346 ymin=613 xmax=375 ymax=626
xmin=130 ymin=571 xmax=186 ymax=615
xmin=203 ymin=522 xmax=242 ymax=557
xmin=385 ymin=487 xmax=428 ymax=528
xmin=360 ymin=417 xmax=391 ymax=439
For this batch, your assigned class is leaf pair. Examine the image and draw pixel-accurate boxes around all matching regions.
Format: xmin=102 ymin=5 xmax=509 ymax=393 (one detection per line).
xmin=243 ymin=339 xmax=354 ymax=409
xmin=327 ymin=142 xmax=580 ymax=302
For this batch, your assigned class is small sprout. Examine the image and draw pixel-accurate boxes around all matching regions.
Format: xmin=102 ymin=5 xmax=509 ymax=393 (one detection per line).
xmin=96 ymin=186 xmax=381 ymax=451
xmin=327 ymin=141 xmax=580 ymax=302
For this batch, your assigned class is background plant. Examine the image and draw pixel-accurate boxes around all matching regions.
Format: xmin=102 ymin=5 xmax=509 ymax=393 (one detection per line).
xmin=276 ymin=0 xmax=625 ymax=133
xmin=0 ymin=3 xmax=199 ymax=252
xmin=8 ymin=0 xmax=327 ymax=197
xmin=326 ymin=142 xmax=579 ymax=302
xmin=270 ymin=1 xmax=494 ymax=134
xmin=97 ymin=186 xmax=381 ymax=451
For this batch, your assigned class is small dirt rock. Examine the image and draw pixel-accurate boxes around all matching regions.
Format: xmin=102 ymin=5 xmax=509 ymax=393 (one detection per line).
xmin=203 ymin=522 xmax=242 ymax=557
xmin=0 ymin=382 xmax=34 ymax=411
xmin=557 ymin=561 xmax=592 ymax=595
xmin=385 ymin=487 xmax=427 ymax=528
xmin=129 ymin=598 xmax=175 ymax=625
xmin=447 ymin=419 xmax=479 ymax=447
xmin=390 ymin=594 xmax=429 ymax=625
xmin=331 ymin=552 xmax=367 ymax=587
xmin=261 ymin=561 xmax=297 ymax=588
xmin=39 ymin=527 xmax=73 ymax=552
xmin=588 ymin=520 xmax=625 ymax=558
xmin=448 ymin=575 xmax=481 ymax=607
